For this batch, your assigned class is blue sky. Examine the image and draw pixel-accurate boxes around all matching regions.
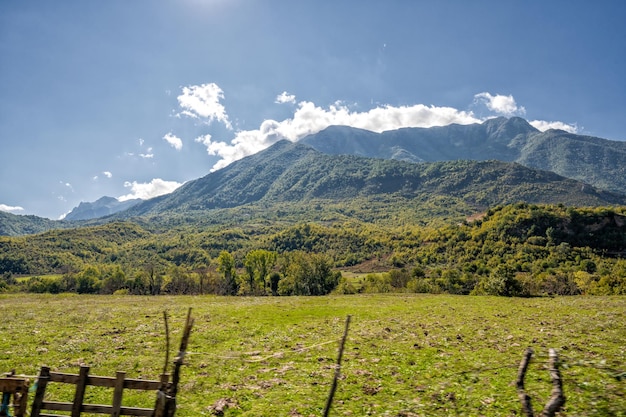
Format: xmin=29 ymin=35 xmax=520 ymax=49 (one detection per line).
xmin=1 ymin=1 xmax=625 ymax=219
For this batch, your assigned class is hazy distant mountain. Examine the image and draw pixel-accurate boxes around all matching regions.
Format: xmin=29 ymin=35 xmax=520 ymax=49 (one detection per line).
xmin=116 ymin=140 xmax=626 ymax=220
xmin=301 ymin=117 xmax=626 ymax=195
xmin=63 ymin=196 xmax=142 ymax=221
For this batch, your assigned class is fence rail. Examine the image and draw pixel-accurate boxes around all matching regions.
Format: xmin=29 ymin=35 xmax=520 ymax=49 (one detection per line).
xmin=30 ymin=365 xmax=170 ymax=417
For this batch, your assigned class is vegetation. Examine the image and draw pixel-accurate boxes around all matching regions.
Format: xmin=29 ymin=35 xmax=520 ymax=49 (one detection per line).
xmin=1 ymin=204 xmax=625 ymax=297
xmin=0 ymin=294 xmax=623 ymax=416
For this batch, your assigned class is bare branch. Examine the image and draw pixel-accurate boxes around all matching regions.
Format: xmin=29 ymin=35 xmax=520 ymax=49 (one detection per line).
xmin=516 ymin=348 xmax=535 ymax=417
xmin=541 ymin=348 xmax=566 ymax=417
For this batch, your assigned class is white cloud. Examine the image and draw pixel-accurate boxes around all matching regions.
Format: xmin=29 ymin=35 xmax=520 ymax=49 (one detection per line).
xmin=0 ymin=204 xmax=24 ymax=213
xmin=195 ymin=133 xmax=212 ymax=146
xmin=118 ymin=178 xmax=183 ymax=201
xmin=474 ymin=92 xmax=526 ymax=117
xmin=103 ymin=171 xmax=112 ymax=178
xmin=139 ymin=138 xmax=144 ymax=146
xmin=163 ymin=132 xmax=183 ymax=150
xmin=529 ymin=120 xmax=578 ymax=133
xmin=196 ymin=100 xmax=481 ymax=171
xmin=177 ymin=83 xmax=232 ymax=129
xmin=184 ymin=86 xmax=577 ymax=172
xmin=275 ymin=91 xmax=296 ymax=104
xmin=140 ymin=147 xmax=154 ymax=159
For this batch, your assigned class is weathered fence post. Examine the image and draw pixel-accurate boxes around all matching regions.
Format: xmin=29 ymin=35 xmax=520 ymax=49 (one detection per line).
xmin=323 ymin=315 xmax=351 ymax=417
xmin=30 ymin=366 xmax=50 ymax=417
xmin=516 ymin=348 xmax=565 ymax=417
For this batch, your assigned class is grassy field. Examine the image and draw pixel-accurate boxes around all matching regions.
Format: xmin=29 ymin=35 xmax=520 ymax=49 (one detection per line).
xmin=0 ymin=294 xmax=624 ymax=416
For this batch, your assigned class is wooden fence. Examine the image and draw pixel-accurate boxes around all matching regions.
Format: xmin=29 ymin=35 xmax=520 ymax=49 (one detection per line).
xmin=0 ymin=374 xmax=29 ymax=417
xmin=0 ymin=309 xmax=193 ymax=417
xmin=30 ymin=366 xmax=169 ymax=417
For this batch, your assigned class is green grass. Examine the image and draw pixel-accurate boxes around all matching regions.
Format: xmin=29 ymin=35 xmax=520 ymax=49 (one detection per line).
xmin=0 ymin=294 xmax=624 ymax=416
xmin=14 ymin=274 xmax=63 ymax=282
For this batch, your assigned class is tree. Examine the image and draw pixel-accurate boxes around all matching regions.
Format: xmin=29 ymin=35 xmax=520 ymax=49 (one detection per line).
xmin=216 ymin=251 xmax=238 ymax=295
xmin=244 ymin=249 xmax=277 ymax=295
xmin=279 ymin=252 xmax=339 ymax=296
xmin=77 ymin=265 xmax=101 ymax=294
xmin=472 ymin=264 xmax=522 ymax=296
xmin=162 ymin=265 xmax=197 ymax=294
xmin=101 ymin=266 xmax=126 ymax=294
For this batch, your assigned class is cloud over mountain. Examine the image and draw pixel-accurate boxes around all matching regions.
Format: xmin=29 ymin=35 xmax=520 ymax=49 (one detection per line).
xmin=528 ymin=120 xmax=579 ymax=133
xmin=474 ymin=92 xmax=526 ymax=116
xmin=196 ymin=97 xmax=482 ymax=171
xmin=168 ymin=83 xmax=582 ymax=172
xmin=0 ymin=204 xmax=24 ymax=213
xmin=118 ymin=178 xmax=183 ymax=201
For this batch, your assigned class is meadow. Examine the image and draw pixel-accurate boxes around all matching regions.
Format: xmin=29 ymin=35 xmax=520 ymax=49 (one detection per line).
xmin=0 ymin=294 xmax=624 ymax=416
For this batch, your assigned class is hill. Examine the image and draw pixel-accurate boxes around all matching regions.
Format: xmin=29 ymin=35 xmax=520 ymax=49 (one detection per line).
xmin=117 ymin=140 xmax=625 ymax=220
xmin=301 ymin=117 xmax=626 ymax=195
xmin=2 ymin=139 xmax=626 ymax=236
xmin=0 ymin=211 xmax=64 ymax=236
xmin=63 ymin=196 xmax=142 ymax=221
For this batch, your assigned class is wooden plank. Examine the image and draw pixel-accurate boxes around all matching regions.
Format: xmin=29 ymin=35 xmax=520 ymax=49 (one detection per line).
xmin=42 ymin=401 xmax=155 ymax=416
xmin=111 ymin=371 xmax=125 ymax=417
xmin=0 ymin=378 xmax=28 ymax=391
xmin=49 ymin=371 xmax=80 ymax=384
xmin=71 ymin=366 xmax=90 ymax=417
xmin=40 ymin=400 xmax=73 ymax=411
xmin=118 ymin=406 xmax=156 ymax=416
xmin=84 ymin=404 xmax=155 ymax=416
xmin=30 ymin=366 xmax=51 ymax=417
xmin=48 ymin=372 xmax=161 ymax=391
xmin=123 ymin=379 xmax=162 ymax=391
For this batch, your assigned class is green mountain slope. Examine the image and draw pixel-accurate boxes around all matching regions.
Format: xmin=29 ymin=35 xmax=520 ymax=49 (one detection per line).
xmin=3 ymin=139 xmax=626 ymax=237
xmin=117 ymin=140 xmax=625 ymax=221
xmin=302 ymin=117 xmax=626 ymax=194
xmin=0 ymin=211 xmax=65 ymax=236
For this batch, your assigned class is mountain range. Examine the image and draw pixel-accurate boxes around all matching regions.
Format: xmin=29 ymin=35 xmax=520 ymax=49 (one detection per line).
xmin=115 ymin=139 xmax=624 ymax=221
xmin=1 ymin=117 xmax=625 ymax=236
xmin=301 ymin=117 xmax=626 ymax=195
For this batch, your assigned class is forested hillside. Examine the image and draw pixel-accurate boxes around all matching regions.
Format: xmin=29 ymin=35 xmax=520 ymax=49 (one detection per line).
xmin=107 ymin=140 xmax=626 ymax=220
xmin=0 ymin=211 xmax=66 ymax=236
xmin=1 ymin=204 xmax=625 ymax=296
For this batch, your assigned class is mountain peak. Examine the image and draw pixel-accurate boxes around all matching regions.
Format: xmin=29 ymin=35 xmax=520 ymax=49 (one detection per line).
xmin=483 ymin=116 xmax=538 ymax=137
xmin=64 ymin=196 xmax=142 ymax=221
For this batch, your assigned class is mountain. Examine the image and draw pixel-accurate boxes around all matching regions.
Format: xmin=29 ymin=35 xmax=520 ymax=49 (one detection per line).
xmin=301 ymin=117 xmax=626 ymax=195
xmin=0 ymin=211 xmax=63 ymax=236
xmin=115 ymin=140 xmax=626 ymax=221
xmin=63 ymin=196 xmax=142 ymax=221
xmin=3 ymin=137 xmax=626 ymax=236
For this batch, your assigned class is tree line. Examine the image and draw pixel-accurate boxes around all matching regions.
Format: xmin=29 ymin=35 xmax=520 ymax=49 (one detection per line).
xmin=1 ymin=203 xmax=625 ymax=296
xmin=2 ymin=249 xmax=340 ymax=296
